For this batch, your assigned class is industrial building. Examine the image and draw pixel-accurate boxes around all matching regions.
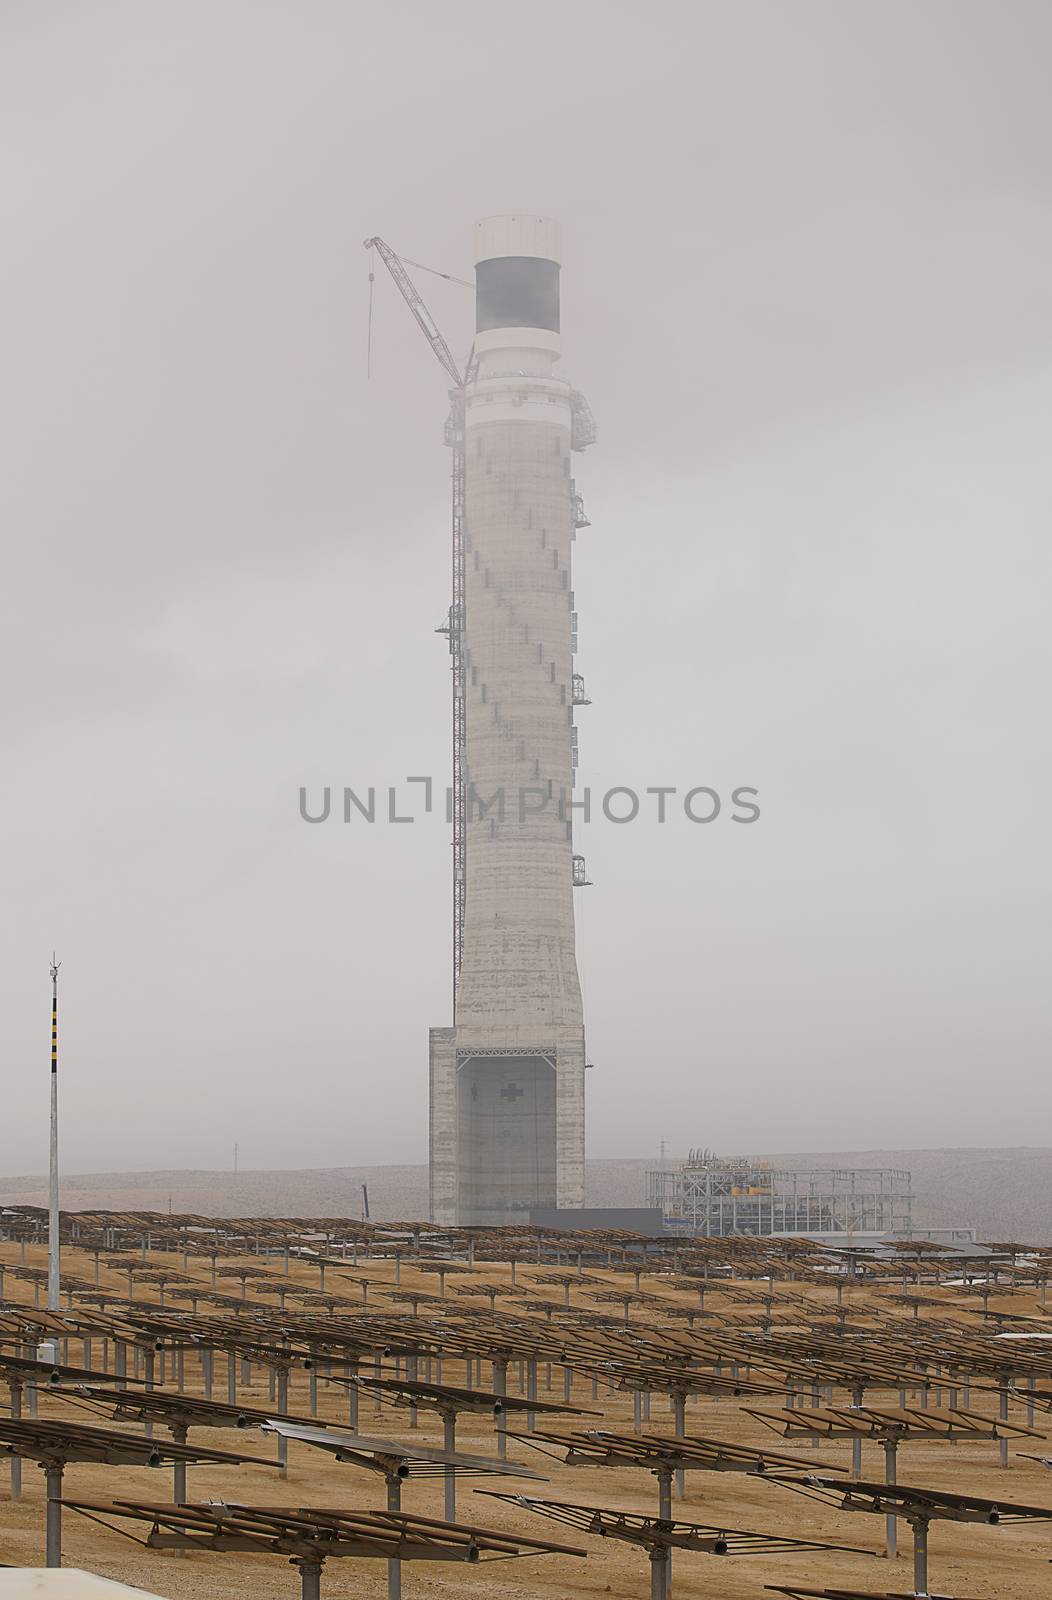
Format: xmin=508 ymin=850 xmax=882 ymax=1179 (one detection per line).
xmin=417 ymin=217 xmax=594 ymax=1226
xmin=647 ymin=1150 xmax=913 ymax=1238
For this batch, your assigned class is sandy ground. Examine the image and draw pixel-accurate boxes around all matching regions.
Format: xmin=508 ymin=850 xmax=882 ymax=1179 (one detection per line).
xmin=2 ymin=1240 xmax=1051 ymax=1598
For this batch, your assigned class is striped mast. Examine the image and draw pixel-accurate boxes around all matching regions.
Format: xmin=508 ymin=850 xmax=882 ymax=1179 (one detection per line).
xmin=47 ymin=953 xmax=61 ymax=1312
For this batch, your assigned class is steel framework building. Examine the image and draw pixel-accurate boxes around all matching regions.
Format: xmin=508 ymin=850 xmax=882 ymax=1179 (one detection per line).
xmin=646 ymin=1150 xmax=913 ymax=1237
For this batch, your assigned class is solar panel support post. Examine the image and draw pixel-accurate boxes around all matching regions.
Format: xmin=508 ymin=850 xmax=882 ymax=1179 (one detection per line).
xmin=999 ymin=1379 xmax=1010 ymax=1467
xmin=649 ymin=1546 xmax=669 ymax=1600
xmin=656 ymin=1467 xmax=674 ymax=1597
xmin=443 ymin=1409 xmax=457 ymax=1519
xmin=143 ymin=1351 xmax=155 ymax=1438
xmin=884 ymin=1438 xmax=898 ymax=1559
xmin=277 ymin=1368 xmax=289 ymax=1474
xmin=672 ymin=1394 xmax=686 ymax=1496
xmin=296 ymin=1558 xmax=323 ymax=1600
xmin=45 ymin=1461 xmax=63 ymax=1567
xmin=386 ymin=1470 xmax=403 ymax=1600
xmin=911 ymin=1514 xmax=930 ymax=1596
xmin=493 ymin=1358 xmax=508 ymax=1459
xmin=172 ymin=1423 xmax=188 ymax=1504
xmin=8 ymin=1383 xmax=21 ymax=1499
xmin=527 ymin=1359 xmax=538 ymax=1431
xmin=850 ymin=1387 xmax=863 ymax=1478
xmin=407 ymin=1353 xmax=419 ymax=1428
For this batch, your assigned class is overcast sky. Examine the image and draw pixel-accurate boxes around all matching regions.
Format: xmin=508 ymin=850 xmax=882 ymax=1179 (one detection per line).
xmin=2 ymin=0 xmax=1050 ymax=1178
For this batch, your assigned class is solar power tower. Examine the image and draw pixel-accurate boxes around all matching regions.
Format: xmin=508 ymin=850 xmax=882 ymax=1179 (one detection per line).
xmin=430 ymin=216 xmax=594 ymax=1226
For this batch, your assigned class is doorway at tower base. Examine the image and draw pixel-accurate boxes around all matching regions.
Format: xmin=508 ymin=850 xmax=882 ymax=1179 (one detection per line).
xmin=428 ymin=1025 xmax=586 ymax=1226
xmin=457 ymin=1053 xmax=556 ymax=1225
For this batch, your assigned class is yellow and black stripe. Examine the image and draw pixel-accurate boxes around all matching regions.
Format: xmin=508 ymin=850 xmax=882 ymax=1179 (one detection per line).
xmin=51 ymin=959 xmax=58 ymax=1075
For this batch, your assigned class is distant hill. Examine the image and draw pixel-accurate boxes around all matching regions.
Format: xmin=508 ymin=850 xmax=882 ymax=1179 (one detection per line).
xmin=2 ymin=1147 xmax=1050 ymax=1242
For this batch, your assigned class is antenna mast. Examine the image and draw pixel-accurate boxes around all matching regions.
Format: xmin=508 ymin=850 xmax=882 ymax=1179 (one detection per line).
xmin=47 ymin=954 xmax=61 ymax=1313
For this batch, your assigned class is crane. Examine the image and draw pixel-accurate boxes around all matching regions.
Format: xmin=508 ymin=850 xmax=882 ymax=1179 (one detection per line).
xmin=363 ymin=236 xmax=465 ymax=388
xmin=364 ymin=237 xmax=470 ymax=1014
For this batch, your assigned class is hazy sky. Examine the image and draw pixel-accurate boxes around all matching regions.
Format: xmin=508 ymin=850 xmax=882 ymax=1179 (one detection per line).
xmin=2 ymin=1 xmax=1050 ymax=1178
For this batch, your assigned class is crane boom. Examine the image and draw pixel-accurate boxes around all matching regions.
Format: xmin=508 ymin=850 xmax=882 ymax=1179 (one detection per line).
xmin=364 ymin=236 xmax=464 ymax=389
xmin=364 ymin=235 xmax=468 ymax=1015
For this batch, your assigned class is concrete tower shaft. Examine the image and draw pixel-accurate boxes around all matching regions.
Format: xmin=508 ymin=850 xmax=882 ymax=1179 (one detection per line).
xmin=430 ymin=216 xmax=588 ymax=1227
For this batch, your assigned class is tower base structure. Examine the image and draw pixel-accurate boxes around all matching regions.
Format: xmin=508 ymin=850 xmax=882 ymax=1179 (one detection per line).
xmin=430 ymin=1027 xmax=585 ymax=1227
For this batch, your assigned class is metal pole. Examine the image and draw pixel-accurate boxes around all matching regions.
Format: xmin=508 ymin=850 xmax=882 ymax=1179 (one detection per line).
xmin=912 ymin=1516 xmax=929 ymax=1597
xmin=45 ymin=1462 xmax=64 ymax=1567
xmin=172 ymin=1424 xmax=188 ymax=1504
xmin=884 ymin=1438 xmax=897 ymax=1559
xmin=999 ymin=1381 xmax=1010 ymax=1467
xmin=9 ymin=1384 xmax=21 ymax=1499
xmin=526 ymin=1358 xmax=537 ymax=1431
xmin=443 ymin=1410 xmax=457 ymax=1520
xmin=47 ymin=956 xmax=61 ymax=1313
xmin=649 ymin=1547 xmax=667 ymax=1600
xmin=277 ymin=1369 xmax=289 ymax=1474
xmin=657 ymin=1467 xmax=673 ymax=1596
xmin=494 ymin=1359 xmax=508 ymax=1459
xmin=299 ymin=1562 xmax=322 ymax=1600
xmin=672 ymin=1394 xmax=686 ymax=1497
xmin=386 ymin=1472 xmax=402 ymax=1600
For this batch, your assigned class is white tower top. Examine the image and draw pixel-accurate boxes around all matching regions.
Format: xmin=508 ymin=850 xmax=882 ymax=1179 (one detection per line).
xmin=473 ymin=214 xmax=562 ymax=360
xmin=474 ymin=214 xmax=562 ymax=265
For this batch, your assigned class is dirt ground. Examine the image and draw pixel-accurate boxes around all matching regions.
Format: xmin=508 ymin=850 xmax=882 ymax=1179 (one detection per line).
xmin=2 ymin=1239 xmax=1051 ymax=1598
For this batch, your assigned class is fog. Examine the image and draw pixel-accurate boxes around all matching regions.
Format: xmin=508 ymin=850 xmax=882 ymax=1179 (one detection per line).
xmin=2 ymin=0 xmax=1050 ymax=1177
